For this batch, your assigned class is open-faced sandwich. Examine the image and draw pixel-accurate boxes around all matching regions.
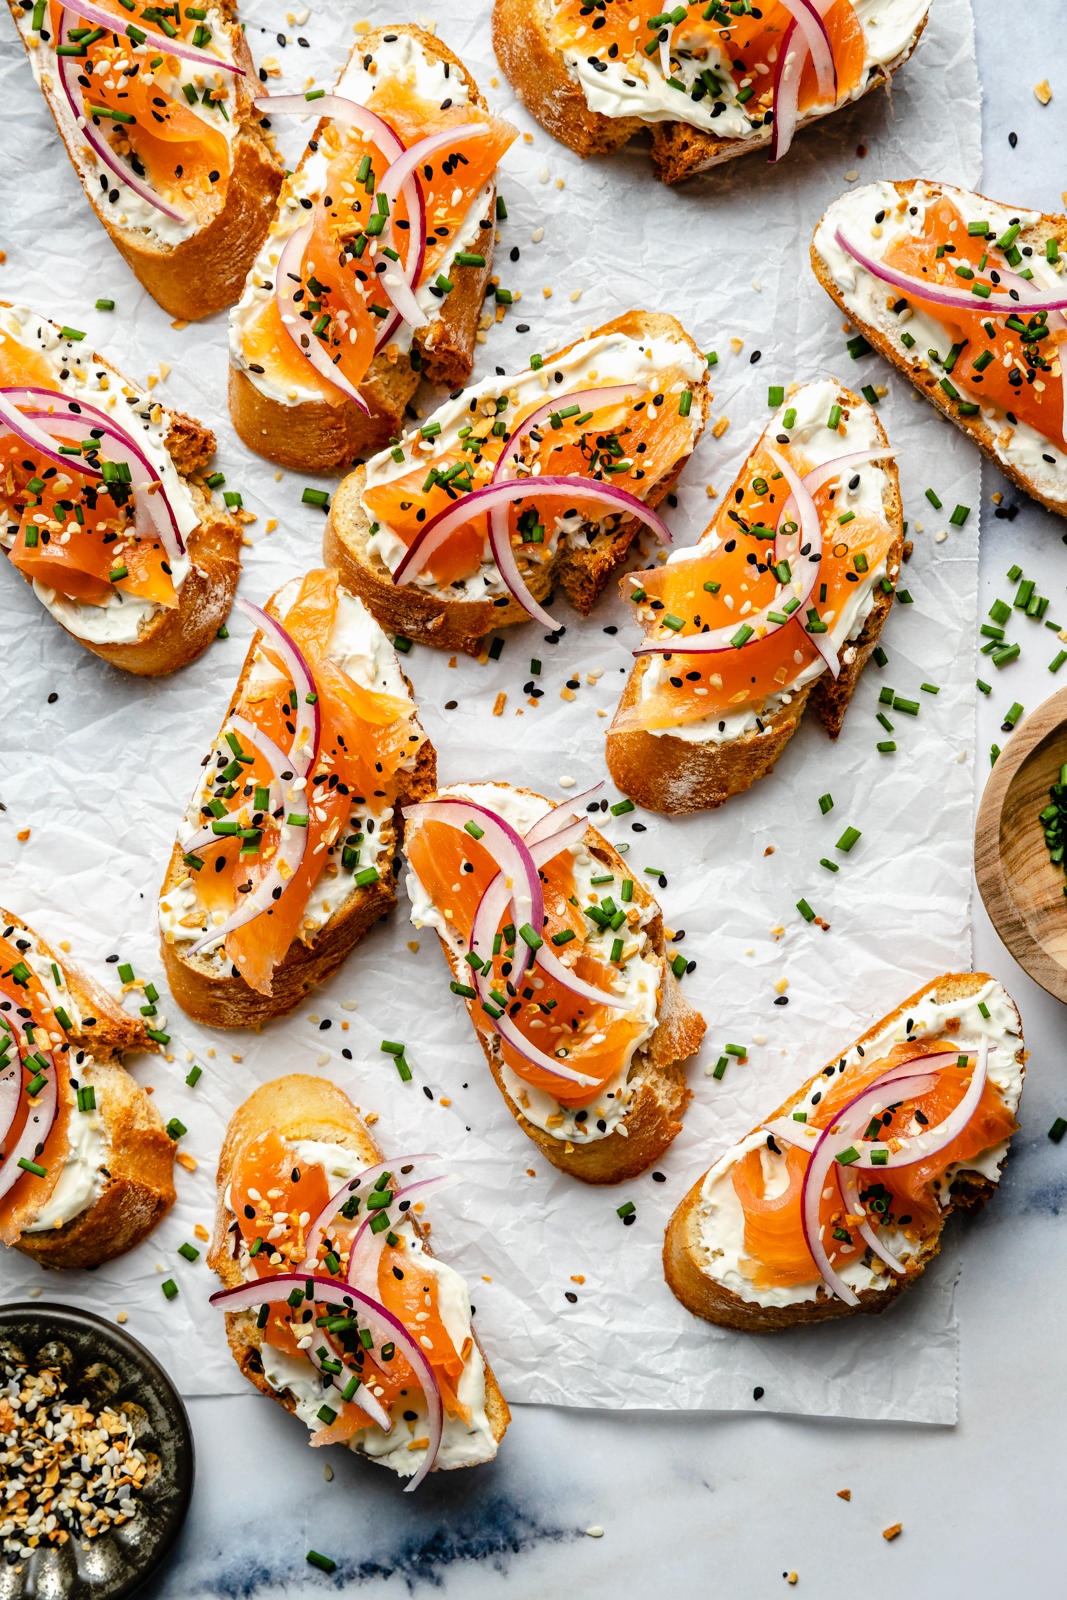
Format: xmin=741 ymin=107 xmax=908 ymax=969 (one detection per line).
xmin=159 ymin=568 xmax=435 ymax=1030
xmin=229 ymin=25 xmax=517 ymax=471
xmin=8 ymin=0 xmax=282 ymax=319
xmin=665 ymin=973 xmax=1024 ymax=1330
xmin=403 ymin=781 xmax=706 ymax=1182
xmin=324 ymin=310 xmax=709 ymax=656
xmin=492 ymin=0 xmax=930 ymax=183
xmin=0 ymin=908 xmax=175 ymax=1270
xmin=606 ymin=377 xmax=902 ymax=813
xmin=0 ymin=302 xmax=242 ymax=675
xmin=209 ymin=1075 xmax=509 ymax=1485
xmin=812 ymin=180 xmax=1067 ymax=517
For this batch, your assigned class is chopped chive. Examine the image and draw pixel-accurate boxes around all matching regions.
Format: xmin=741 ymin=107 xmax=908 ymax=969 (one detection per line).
xmin=712 ymin=1056 xmax=729 ymax=1079
xmin=877 ymin=740 xmax=897 ymax=753
xmin=768 ymin=385 xmax=785 ymax=407
xmin=949 ymin=505 xmax=970 ymax=526
xmin=1049 ymin=1117 xmax=1067 ymax=1144
xmin=893 ymin=696 xmax=919 ymax=716
xmin=796 ymin=899 xmax=815 ymax=923
xmin=616 ymin=1201 xmax=635 ymax=1219
xmin=818 ymin=794 xmax=834 ymax=814
xmin=455 ymin=252 xmax=486 ymax=267
xmin=166 ymin=1118 xmax=186 ymax=1140
xmin=671 ymin=953 xmax=687 ymax=978
xmin=991 ymin=744 xmax=1001 ymax=766
xmin=1003 ymin=702 xmax=1023 ymax=729
xmin=54 ymin=1006 xmax=72 ymax=1032
xmin=820 ymin=858 xmax=839 ymax=873
xmin=301 ymin=487 xmax=330 ymax=509
xmin=835 ymin=1146 xmax=860 ymax=1166
xmin=620 ymin=879 xmax=633 ymax=902
xmin=920 ymin=682 xmax=940 ymax=694
xmin=463 ymin=819 xmax=485 ymax=840
xmin=611 ymin=799 xmax=635 ymax=816
xmin=836 ymin=826 xmax=861 ymax=852
xmin=450 ymin=979 xmax=476 ymax=998
xmin=896 ymin=590 xmax=913 ymax=605
xmin=845 ymin=335 xmax=872 ymax=360
xmin=925 ymin=488 xmax=943 ymax=510
xmin=161 ymin=1279 xmax=178 ymax=1300
xmin=827 ymin=404 xmax=842 ymax=430
xmin=977 ymin=679 xmax=991 ymax=695
xmin=186 ymin=1064 xmax=203 ymax=1087
xmin=496 ymin=195 xmax=508 ymax=219
xmin=354 ymin=867 xmax=380 ymax=887
xmin=178 ymin=1242 xmax=200 ymax=1262
xmin=1050 ymin=652 xmax=1067 ymax=673
xmin=861 ymin=385 xmax=880 ymax=405
xmin=873 ymin=646 xmax=888 ymax=667
xmin=782 ymin=407 xmax=797 ymax=428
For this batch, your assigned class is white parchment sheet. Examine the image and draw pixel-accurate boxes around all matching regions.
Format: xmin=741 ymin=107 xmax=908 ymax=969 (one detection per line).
xmin=0 ymin=0 xmax=982 ymax=1422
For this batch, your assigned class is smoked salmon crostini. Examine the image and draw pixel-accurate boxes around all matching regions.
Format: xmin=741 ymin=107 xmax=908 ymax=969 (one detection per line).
xmin=664 ymin=973 xmax=1025 ymax=1331
xmin=323 ymin=310 xmax=710 ymax=657
xmin=605 ymin=377 xmax=903 ymax=814
xmin=158 ymin=568 xmax=436 ymax=1030
xmin=402 ymin=781 xmax=707 ymax=1183
xmin=0 ymin=908 xmax=175 ymax=1270
xmin=492 ymin=0 xmax=931 ymax=184
xmin=228 ymin=25 xmax=518 ymax=471
xmin=7 ymin=0 xmax=282 ymax=319
xmin=812 ymin=180 xmax=1067 ymax=518
xmin=209 ymin=1075 xmax=509 ymax=1484
xmin=0 ymin=303 xmax=242 ymax=675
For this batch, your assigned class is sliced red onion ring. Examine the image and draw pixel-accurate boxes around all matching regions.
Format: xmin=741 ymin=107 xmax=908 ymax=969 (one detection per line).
xmin=62 ymin=0 xmax=244 ymax=71
xmin=797 ymin=447 xmax=897 ymax=500
xmin=23 ymin=410 xmax=183 ymax=561
xmin=212 ymin=1273 xmax=450 ymax=1485
xmin=180 ymin=711 xmax=290 ymax=856
xmin=0 ymin=391 xmax=103 ymax=476
xmin=379 ymin=126 xmax=493 ymax=331
xmin=305 ymin=1332 xmax=392 ymax=1433
xmin=777 ymin=0 xmax=836 ymax=102
xmin=768 ymin=19 xmax=804 ymax=164
xmin=0 ymin=1059 xmax=57 ymax=1207
xmin=235 ymin=599 xmax=319 ymax=774
xmin=851 ymin=1042 xmax=990 ymax=1170
xmin=253 ymin=94 xmax=403 ymax=159
xmin=347 ymin=1174 xmax=460 ymax=1297
xmin=186 ymin=809 xmax=308 ymax=958
xmin=394 ymin=476 xmax=672 ymax=596
xmin=303 ymin=1154 xmax=438 ymax=1274
xmin=490 ymin=387 xmax=642 ymax=487
xmin=834 ymin=226 xmax=1067 ymax=313
xmin=56 ymin=9 xmax=188 ymax=223
xmin=523 ymin=782 xmax=605 ymax=848
xmin=0 ymin=1055 xmax=19 ymax=1155
xmin=405 ymin=799 xmax=543 ymax=968
xmin=274 ymin=223 xmax=371 ymax=415
xmin=2 ymin=386 xmax=115 ymax=432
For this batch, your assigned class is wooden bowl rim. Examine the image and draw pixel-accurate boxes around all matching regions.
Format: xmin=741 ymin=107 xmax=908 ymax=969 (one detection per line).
xmin=975 ymin=683 xmax=1067 ymax=1005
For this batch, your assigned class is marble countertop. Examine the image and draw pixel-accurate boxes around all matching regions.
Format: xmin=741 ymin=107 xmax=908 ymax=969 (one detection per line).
xmin=130 ymin=3 xmax=1067 ymax=1593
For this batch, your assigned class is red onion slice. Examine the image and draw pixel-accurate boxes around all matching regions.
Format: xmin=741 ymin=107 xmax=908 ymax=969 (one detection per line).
xmin=303 ymin=1154 xmax=439 ymax=1274
xmin=798 ymin=447 xmax=897 ymax=500
xmin=0 ymin=1060 xmax=58 ymax=1207
xmin=523 ymin=782 xmax=605 ymax=848
xmin=274 ymin=223 xmax=371 ymax=415
xmin=379 ymin=126 xmax=494 ymax=331
xmin=346 ymin=1174 xmax=460 ymax=1298
xmin=840 ymin=1167 xmax=906 ymax=1274
xmin=180 ymin=711 xmax=290 ymax=856
xmin=768 ymin=20 xmax=805 ymax=164
xmin=2 ymin=386 xmax=115 ymax=432
xmin=235 ymin=599 xmax=319 ymax=774
xmin=0 ymin=392 xmax=103 ymax=476
xmin=0 ymin=1044 xmax=23 ymax=1159
xmin=490 ymin=387 xmax=644 ymax=487
xmin=394 ymin=476 xmax=672 ymax=591
xmin=304 ymin=1332 xmax=392 ymax=1433
xmin=63 ymin=0 xmax=244 ymax=72
xmin=834 ymin=226 xmax=1067 ymax=313
xmin=56 ymin=10 xmax=188 ymax=222
xmin=253 ymin=94 xmax=404 ymax=160
xmin=405 ymin=799 xmax=544 ymax=968
xmin=777 ymin=0 xmax=836 ymax=102
xmin=484 ymin=508 xmax=557 ymax=627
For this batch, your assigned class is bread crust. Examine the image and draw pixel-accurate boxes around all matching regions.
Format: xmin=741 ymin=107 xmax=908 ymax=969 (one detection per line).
xmin=663 ymin=972 xmax=1024 ymax=1331
xmin=492 ymin=0 xmax=927 ymax=183
xmin=208 ymin=1075 xmax=510 ymax=1467
xmin=412 ymin=783 xmax=706 ymax=1181
xmin=323 ymin=309 xmax=709 ymax=655
xmin=811 ymin=179 xmax=1067 ymax=519
xmin=228 ymin=26 xmax=497 ymax=472
xmin=605 ymin=381 xmax=902 ymax=814
xmin=8 ymin=8 xmax=284 ymax=318
xmin=159 ymin=586 xmax=437 ymax=1030
xmin=0 ymin=908 xmax=176 ymax=1270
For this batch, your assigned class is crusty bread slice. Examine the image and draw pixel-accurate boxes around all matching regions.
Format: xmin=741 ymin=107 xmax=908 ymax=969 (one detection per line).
xmin=492 ymin=0 xmax=927 ymax=183
xmin=605 ymin=381 xmax=903 ymax=814
xmin=159 ymin=583 xmax=437 ymax=1030
xmin=1 ymin=305 xmax=242 ymax=676
xmin=664 ymin=972 xmax=1024 ymax=1332
xmin=6 ymin=1 xmax=283 ymax=319
xmin=323 ymin=309 xmax=709 ymax=656
xmin=208 ymin=1074 xmax=510 ymax=1467
xmin=410 ymin=782 xmax=706 ymax=1182
xmin=811 ymin=180 xmax=1067 ymax=518
xmin=229 ymin=25 xmax=497 ymax=472
xmin=3 ymin=908 xmax=176 ymax=1270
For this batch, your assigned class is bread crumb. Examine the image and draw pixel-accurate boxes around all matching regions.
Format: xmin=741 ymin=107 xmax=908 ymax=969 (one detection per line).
xmin=231 ymin=1053 xmax=242 ymax=1062
xmin=115 ymin=1309 xmax=129 ymax=1324
xmin=560 ymin=686 xmax=576 ymax=700
xmin=775 ymin=977 xmax=789 ymax=994
xmin=751 ymin=277 xmax=762 ymax=291
xmin=557 ymin=178 xmax=565 ymax=190
xmin=1035 ymin=78 xmax=1052 ymax=105
xmin=439 ymin=1097 xmax=451 ymax=1106
xmin=570 ymin=1274 xmax=585 ymax=1283
xmin=523 ymin=131 xmax=534 ymax=143
xmin=569 ymin=288 xmax=581 ymax=302
xmin=482 ymin=1274 xmax=493 ymax=1282
xmin=730 ymin=337 xmax=744 ymax=353
xmin=712 ymin=416 xmax=730 ymax=438
xmin=353 ymin=18 xmax=369 ymax=30
xmin=786 ymin=1575 xmax=798 ymax=1586
xmin=170 ymin=319 xmax=189 ymax=330
xmin=59 ymin=940 xmax=71 ymax=952
xmin=837 ymin=1488 xmax=851 ymax=1501
xmin=408 ymin=940 xmax=420 ymax=953
xmin=365 ymin=1112 xmax=379 ymax=1125
xmin=991 ymin=491 xmax=1003 ymax=505
xmin=764 ymin=845 xmax=774 ymax=856
xmin=542 ymin=286 xmax=553 ymax=298
xmin=447 ymin=655 xmax=457 ymax=667
xmin=597 ymin=708 xmax=608 ymax=717
xmin=706 ymin=483 xmax=718 ymax=497
xmin=16 ymin=829 xmax=30 ymax=842
xmin=526 ymin=1168 xmax=536 ymax=1176
xmin=176 ymin=1151 xmax=197 ymax=1172
xmin=490 ymin=76 xmax=498 ymax=86
xmin=492 ymin=691 xmax=507 ymax=716
xmin=194 ymin=1223 xmax=210 ymax=1241
xmin=882 ymin=1524 xmax=902 ymax=1541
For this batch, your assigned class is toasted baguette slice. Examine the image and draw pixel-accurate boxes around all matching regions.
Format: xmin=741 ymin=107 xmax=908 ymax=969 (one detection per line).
xmin=323 ymin=310 xmax=709 ymax=657
xmin=812 ymin=179 xmax=1067 ymax=517
xmin=159 ymin=575 xmax=437 ymax=1029
xmin=405 ymin=781 xmax=706 ymax=1182
xmin=0 ymin=303 xmax=242 ymax=675
xmin=605 ymin=378 xmax=903 ymax=814
xmin=7 ymin=1 xmax=282 ymax=319
xmin=209 ymin=1075 xmax=510 ymax=1472
xmin=493 ymin=0 xmax=928 ymax=184
xmin=2 ymin=908 xmax=175 ymax=1270
xmin=664 ymin=972 xmax=1025 ymax=1332
xmin=228 ymin=26 xmax=502 ymax=471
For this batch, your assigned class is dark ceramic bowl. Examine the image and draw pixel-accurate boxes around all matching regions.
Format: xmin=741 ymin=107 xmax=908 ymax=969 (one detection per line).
xmin=0 ymin=1302 xmax=193 ymax=1600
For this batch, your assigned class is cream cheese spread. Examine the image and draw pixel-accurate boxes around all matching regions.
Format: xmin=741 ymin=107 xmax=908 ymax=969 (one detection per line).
xmin=15 ymin=2 xmax=239 ymax=248
xmin=555 ymin=0 xmax=929 ymax=141
xmin=405 ymin=782 xmax=662 ymax=1143
xmin=694 ymin=979 xmax=1022 ymax=1308
xmin=361 ymin=329 xmax=706 ymax=603
xmin=159 ymin=582 xmax=415 ymax=961
xmin=231 ymin=1135 xmax=497 ymax=1474
xmin=813 ymin=180 xmax=1067 ymax=507
xmin=0 ymin=304 xmax=203 ymax=645
xmin=230 ymin=32 xmax=487 ymax=406
xmin=637 ymin=377 xmax=894 ymax=745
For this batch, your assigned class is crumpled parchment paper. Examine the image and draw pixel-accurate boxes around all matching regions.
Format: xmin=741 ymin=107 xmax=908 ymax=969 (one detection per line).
xmin=0 ymin=0 xmax=981 ymax=1423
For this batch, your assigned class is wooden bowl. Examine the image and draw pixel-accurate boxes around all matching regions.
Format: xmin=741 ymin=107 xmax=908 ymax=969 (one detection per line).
xmin=975 ymin=684 xmax=1067 ymax=1003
